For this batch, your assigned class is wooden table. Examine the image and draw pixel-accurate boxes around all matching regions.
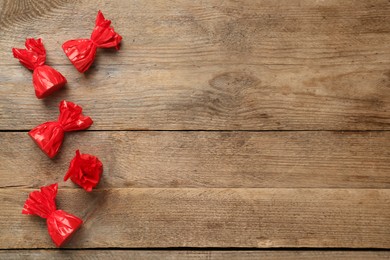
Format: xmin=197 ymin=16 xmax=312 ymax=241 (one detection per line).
xmin=0 ymin=0 xmax=389 ymax=258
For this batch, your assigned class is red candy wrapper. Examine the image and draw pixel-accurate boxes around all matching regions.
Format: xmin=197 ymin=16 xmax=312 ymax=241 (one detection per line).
xmin=22 ymin=183 xmax=83 ymax=247
xmin=12 ymin=38 xmax=67 ymax=99
xmin=29 ymin=100 xmax=93 ymax=158
xmin=64 ymin=150 xmax=103 ymax=192
xmin=62 ymin=11 xmax=122 ymax=73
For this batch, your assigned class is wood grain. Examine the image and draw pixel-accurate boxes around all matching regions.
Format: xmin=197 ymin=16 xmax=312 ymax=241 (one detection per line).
xmin=1 ymin=250 xmax=389 ymax=260
xmin=1 ymin=0 xmax=389 ymax=253
xmin=0 ymin=0 xmax=389 ymax=66
xmin=0 ymin=64 xmax=389 ymax=130
xmin=1 ymin=131 xmax=389 ymax=189
xmin=0 ymin=188 xmax=389 ymax=248
xmin=0 ymin=0 xmax=389 ymax=130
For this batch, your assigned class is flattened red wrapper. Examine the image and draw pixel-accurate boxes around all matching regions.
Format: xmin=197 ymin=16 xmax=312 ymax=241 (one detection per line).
xmin=29 ymin=100 xmax=93 ymax=158
xmin=64 ymin=150 xmax=103 ymax=192
xmin=22 ymin=183 xmax=83 ymax=247
xmin=62 ymin=11 xmax=122 ymax=73
xmin=12 ymin=38 xmax=67 ymax=99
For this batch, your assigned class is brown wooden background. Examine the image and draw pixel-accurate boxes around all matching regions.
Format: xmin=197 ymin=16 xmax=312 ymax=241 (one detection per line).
xmin=0 ymin=0 xmax=389 ymax=259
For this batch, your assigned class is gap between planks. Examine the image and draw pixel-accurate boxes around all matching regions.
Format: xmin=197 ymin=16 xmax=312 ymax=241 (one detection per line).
xmin=1 ymin=129 xmax=390 ymax=132
xmin=0 ymin=249 xmax=389 ymax=260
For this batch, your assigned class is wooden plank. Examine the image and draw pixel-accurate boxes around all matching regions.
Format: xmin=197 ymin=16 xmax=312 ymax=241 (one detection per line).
xmin=1 ymin=131 xmax=389 ymax=189
xmin=1 ymin=0 xmax=389 ymax=131
xmin=1 ymin=0 xmax=389 ymax=253
xmin=0 ymin=0 xmax=389 ymax=66
xmin=0 ymin=188 xmax=389 ymax=248
xmin=1 ymin=250 xmax=389 ymax=260
xmin=1 ymin=64 xmax=389 ymax=130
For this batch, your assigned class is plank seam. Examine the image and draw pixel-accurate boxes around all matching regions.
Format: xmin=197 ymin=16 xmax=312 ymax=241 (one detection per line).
xmin=1 ymin=247 xmax=389 ymax=251
xmin=1 ymin=129 xmax=390 ymax=132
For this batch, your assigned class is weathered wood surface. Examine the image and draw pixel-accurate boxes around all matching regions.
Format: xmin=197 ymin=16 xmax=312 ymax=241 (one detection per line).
xmin=1 ymin=188 xmax=389 ymax=248
xmin=1 ymin=65 xmax=389 ymax=130
xmin=1 ymin=0 xmax=389 ymax=66
xmin=1 ymin=250 xmax=389 ymax=260
xmin=1 ymin=131 xmax=389 ymax=189
xmin=0 ymin=0 xmax=389 ymax=130
xmin=0 ymin=0 xmax=389 ymax=254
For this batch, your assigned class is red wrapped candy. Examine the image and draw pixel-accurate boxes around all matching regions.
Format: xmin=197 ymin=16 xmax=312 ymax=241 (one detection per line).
xmin=22 ymin=183 xmax=83 ymax=247
xmin=62 ymin=11 xmax=122 ymax=73
xmin=64 ymin=150 xmax=103 ymax=192
xmin=29 ymin=100 xmax=93 ymax=158
xmin=12 ymin=38 xmax=67 ymax=99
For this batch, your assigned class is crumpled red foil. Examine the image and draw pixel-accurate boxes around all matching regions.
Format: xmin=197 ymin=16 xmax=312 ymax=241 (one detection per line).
xmin=64 ymin=150 xmax=103 ymax=192
xmin=12 ymin=38 xmax=67 ymax=99
xmin=22 ymin=183 xmax=83 ymax=247
xmin=29 ymin=100 xmax=93 ymax=158
xmin=62 ymin=11 xmax=122 ymax=73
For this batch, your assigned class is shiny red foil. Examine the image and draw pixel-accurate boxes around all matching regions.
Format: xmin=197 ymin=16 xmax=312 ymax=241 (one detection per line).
xmin=62 ymin=11 xmax=122 ymax=73
xmin=22 ymin=183 xmax=83 ymax=247
xmin=12 ymin=38 xmax=67 ymax=99
xmin=29 ymin=100 xmax=93 ymax=158
xmin=64 ymin=150 xmax=103 ymax=192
